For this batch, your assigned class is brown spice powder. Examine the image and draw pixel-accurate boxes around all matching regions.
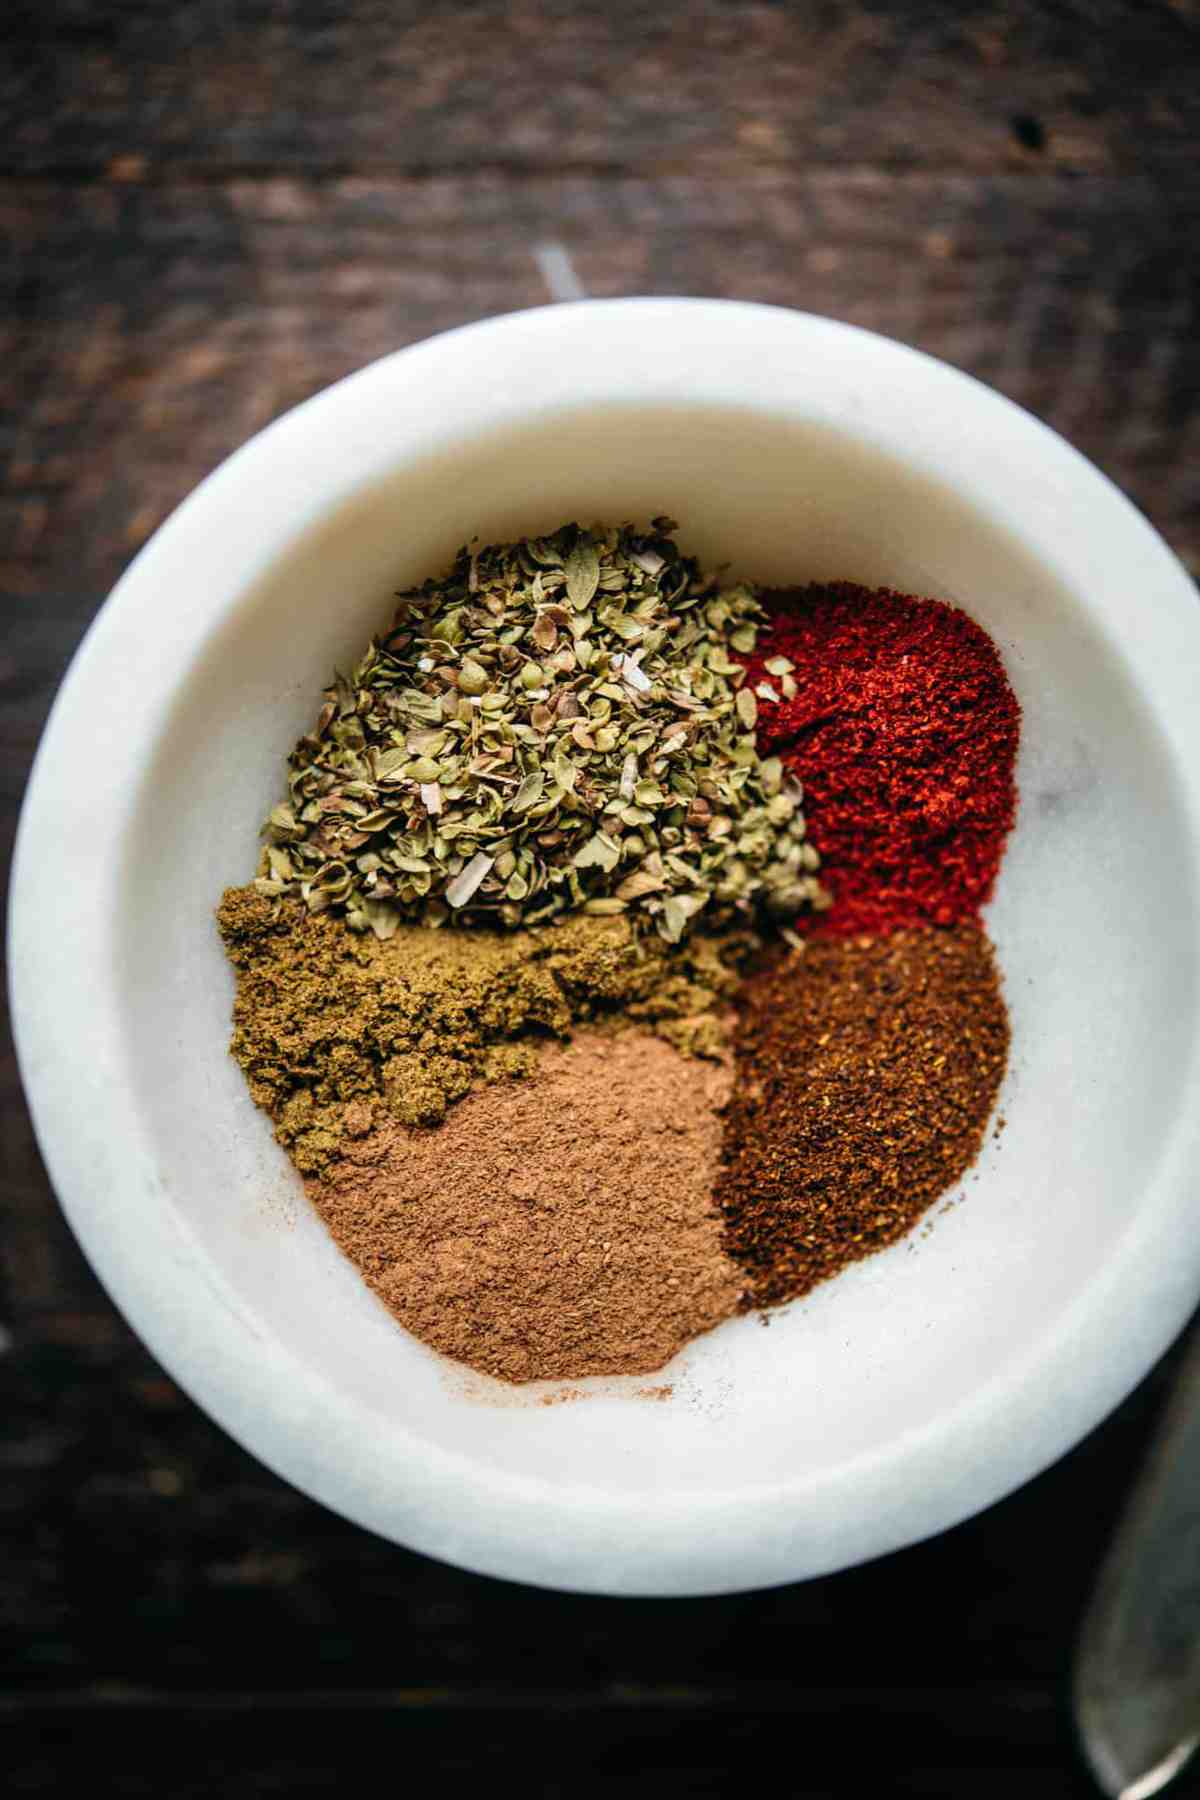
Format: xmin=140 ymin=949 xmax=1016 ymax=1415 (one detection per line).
xmin=307 ymin=1030 xmax=741 ymax=1384
xmin=717 ymin=925 xmax=1010 ymax=1309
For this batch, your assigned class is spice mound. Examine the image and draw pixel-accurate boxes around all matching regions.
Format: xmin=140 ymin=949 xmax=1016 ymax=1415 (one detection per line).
xmin=718 ymin=925 xmax=1010 ymax=1308
xmin=256 ymin=519 xmax=824 ymax=943
xmin=310 ymin=1031 xmax=741 ymax=1384
xmin=744 ymin=583 xmax=1020 ymax=936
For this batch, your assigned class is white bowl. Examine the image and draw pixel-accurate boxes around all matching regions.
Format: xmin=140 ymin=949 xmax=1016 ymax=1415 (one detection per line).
xmin=11 ymin=300 xmax=1200 ymax=1595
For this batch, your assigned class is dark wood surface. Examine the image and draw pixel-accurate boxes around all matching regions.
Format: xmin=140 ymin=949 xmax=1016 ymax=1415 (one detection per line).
xmin=3 ymin=3 xmax=1199 ymax=1794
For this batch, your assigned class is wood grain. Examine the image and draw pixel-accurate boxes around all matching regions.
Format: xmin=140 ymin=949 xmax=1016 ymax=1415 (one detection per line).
xmin=3 ymin=2 xmax=1199 ymax=1791
xmin=4 ymin=0 xmax=1197 ymax=180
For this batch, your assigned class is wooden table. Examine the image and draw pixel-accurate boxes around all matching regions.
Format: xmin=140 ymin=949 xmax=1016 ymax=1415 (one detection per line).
xmin=4 ymin=4 xmax=1198 ymax=1792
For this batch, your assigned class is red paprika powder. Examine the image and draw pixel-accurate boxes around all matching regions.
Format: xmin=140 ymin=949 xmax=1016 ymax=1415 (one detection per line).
xmin=745 ymin=583 xmax=1020 ymax=936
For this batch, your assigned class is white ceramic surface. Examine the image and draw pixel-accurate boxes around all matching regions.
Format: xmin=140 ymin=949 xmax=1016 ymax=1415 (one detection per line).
xmin=10 ymin=300 xmax=1200 ymax=1596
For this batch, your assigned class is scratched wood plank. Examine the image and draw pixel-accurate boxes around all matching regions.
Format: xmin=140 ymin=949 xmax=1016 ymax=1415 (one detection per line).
xmin=3 ymin=1704 xmax=1107 ymax=1800
xmin=4 ymin=1693 xmax=1108 ymax=1800
xmin=3 ymin=0 xmax=1197 ymax=180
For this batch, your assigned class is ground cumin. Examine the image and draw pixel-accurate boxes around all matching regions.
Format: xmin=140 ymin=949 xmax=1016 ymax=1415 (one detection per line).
xmin=217 ymin=888 xmax=750 ymax=1175
xmin=307 ymin=1031 xmax=741 ymax=1383
xmin=717 ymin=925 xmax=1010 ymax=1309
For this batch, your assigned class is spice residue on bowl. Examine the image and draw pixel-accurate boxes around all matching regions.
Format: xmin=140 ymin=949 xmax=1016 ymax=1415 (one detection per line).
xmin=218 ymin=520 xmax=1020 ymax=1384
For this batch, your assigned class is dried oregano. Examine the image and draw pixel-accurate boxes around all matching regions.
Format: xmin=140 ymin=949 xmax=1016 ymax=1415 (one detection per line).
xmin=255 ymin=519 xmax=827 ymax=942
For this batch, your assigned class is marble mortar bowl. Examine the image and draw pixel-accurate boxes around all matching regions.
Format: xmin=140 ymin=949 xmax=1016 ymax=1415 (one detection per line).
xmin=11 ymin=300 xmax=1200 ymax=1595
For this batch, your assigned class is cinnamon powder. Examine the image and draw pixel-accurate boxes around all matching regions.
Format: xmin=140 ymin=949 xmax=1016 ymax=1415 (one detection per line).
xmin=306 ymin=1030 xmax=741 ymax=1383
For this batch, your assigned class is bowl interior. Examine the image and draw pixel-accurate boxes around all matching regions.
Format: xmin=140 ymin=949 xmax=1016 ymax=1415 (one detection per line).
xmin=111 ymin=400 xmax=1197 ymax=1519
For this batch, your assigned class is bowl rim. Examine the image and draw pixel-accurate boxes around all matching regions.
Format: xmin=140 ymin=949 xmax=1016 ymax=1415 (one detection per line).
xmin=11 ymin=297 xmax=1200 ymax=1595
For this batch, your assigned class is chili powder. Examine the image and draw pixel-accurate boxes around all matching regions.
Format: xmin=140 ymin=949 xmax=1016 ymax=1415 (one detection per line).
xmin=745 ymin=584 xmax=1020 ymax=936
xmin=717 ymin=926 xmax=1009 ymax=1309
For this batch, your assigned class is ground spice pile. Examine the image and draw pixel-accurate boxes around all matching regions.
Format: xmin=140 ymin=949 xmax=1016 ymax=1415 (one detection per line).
xmin=218 ymin=549 xmax=1022 ymax=1386
xmin=716 ymin=925 xmax=1010 ymax=1309
xmin=743 ymin=583 xmax=1020 ymax=936
xmin=217 ymin=886 xmax=749 ymax=1176
xmin=308 ymin=1031 xmax=740 ymax=1383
